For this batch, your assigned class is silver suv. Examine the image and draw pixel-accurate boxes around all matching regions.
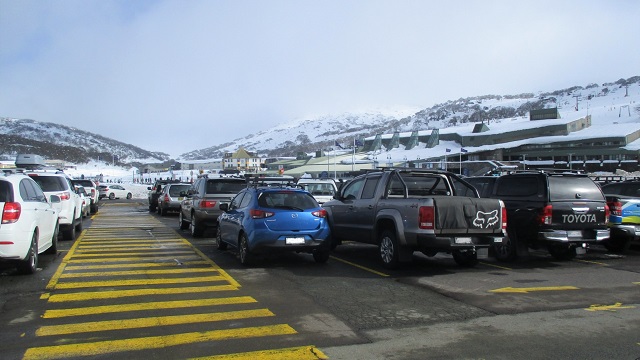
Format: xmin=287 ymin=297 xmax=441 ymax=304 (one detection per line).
xmin=26 ymin=170 xmax=83 ymax=240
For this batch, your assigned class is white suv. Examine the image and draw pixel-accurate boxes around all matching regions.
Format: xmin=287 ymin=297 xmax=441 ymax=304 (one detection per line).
xmin=71 ymin=179 xmax=99 ymax=213
xmin=296 ymin=178 xmax=338 ymax=204
xmin=26 ymin=170 xmax=83 ymax=240
xmin=0 ymin=171 xmax=60 ymax=274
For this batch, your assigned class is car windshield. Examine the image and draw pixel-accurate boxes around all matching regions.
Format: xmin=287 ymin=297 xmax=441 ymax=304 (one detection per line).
xmin=29 ymin=175 xmax=67 ymax=192
xmin=206 ymin=180 xmax=246 ymax=194
xmin=258 ymin=191 xmax=318 ymax=210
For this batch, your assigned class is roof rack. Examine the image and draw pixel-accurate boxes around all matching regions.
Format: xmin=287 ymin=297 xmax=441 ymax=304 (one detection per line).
xmin=365 ymin=167 xmax=452 ymax=175
xmin=245 ymin=176 xmax=297 ymax=189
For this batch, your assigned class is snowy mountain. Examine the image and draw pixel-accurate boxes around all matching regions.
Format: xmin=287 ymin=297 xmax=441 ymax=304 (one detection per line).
xmin=178 ymin=76 xmax=640 ymax=160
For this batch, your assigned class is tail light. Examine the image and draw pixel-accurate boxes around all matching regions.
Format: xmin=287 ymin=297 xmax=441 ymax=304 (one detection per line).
xmin=539 ymin=204 xmax=552 ymax=225
xmin=419 ymin=206 xmax=434 ymax=229
xmin=605 ymin=203 xmax=611 ymax=224
xmin=312 ymin=209 xmax=327 ymax=218
xmin=60 ymin=191 xmax=71 ymax=201
xmin=251 ymin=209 xmax=274 ymax=219
xmin=90 ymin=189 xmax=96 ymax=197
xmin=200 ymin=200 xmax=217 ymax=208
xmin=2 ymin=202 xmax=21 ymax=224
xmin=501 ymin=206 xmax=508 ymax=229
xmin=608 ymin=200 xmax=621 ymax=217
xmin=164 ymin=194 xmax=170 ymax=202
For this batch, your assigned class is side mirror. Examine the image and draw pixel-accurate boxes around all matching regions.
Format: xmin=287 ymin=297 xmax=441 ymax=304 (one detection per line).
xmin=49 ymin=195 xmax=61 ymax=203
xmin=147 ymin=187 xmax=152 ymax=191
xmin=219 ymin=203 xmax=229 ymax=212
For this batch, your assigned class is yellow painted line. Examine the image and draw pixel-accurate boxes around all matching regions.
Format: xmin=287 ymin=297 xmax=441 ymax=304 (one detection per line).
xmin=78 ymin=243 xmax=184 ymax=248
xmin=80 ymin=239 xmax=182 ymax=243
xmin=60 ymin=267 xmax=217 ymax=277
xmin=191 ymin=345 xmax=328 ymax=360
xmin=45 ymin=229 xmax=87 ymax=290
xmin=37 ymin=308 xmax=275 ymax=336
xmin=177 ymin=237 xmax=243 ymax=289
xmin=490 ymin=286 xmax=579 ymax=293
xmin=575 ymin=259 xmax=609 ymax=266
xmin=479 ymin=261 xmax=512 ymax=270
xmin=70 ymin=251 xmax=195 ymax=257
xmin=43 ymin=296 xmax=258 ymax=318
xmin=46 ymin=285 xmax=239 ymax=302
xmin=64 ymin=260 xmax=209 ymax=270
xmin=330 ymin=255 xmax=389 ymax=277
xmin=24 ymin=324 xmax=297 ymax=360
xmin=66 ymin=255 xmax=202 ymax=263
xmin=585 ymin=302 xmax=636 ymax=312
xmin=53 ymin=275 xmax=226 ymax=289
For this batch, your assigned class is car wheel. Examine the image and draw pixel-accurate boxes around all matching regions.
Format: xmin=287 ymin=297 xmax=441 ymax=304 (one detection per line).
xmin=238 ymin=233 xmax=252 ymax=266
xmin=493 ymin=228 xmax=518 ymax=262
xmin=109 ymin=193 xmax=115 ymax=200
xmin=190 ymin=214 xmax=204 ymax=237
xmin=452 ymin=249 xmax=479 ymax=267
xmin=159 ymin=206 xmax=165 ymax=216
xmin=18 ymin=232 xmax=38 ymax=275
xmin=149 ymin=203 xmax=156 ymax=212
xmin=91 ymin=203 xmax=98 ymax=214
xmin=216 ymin=227 xmax=228 ymax=250
xmin=75 ymin=214 xmax=83 ymax=232
xmin=178 ymin=212 xmax=189 ymax=230
xmin=548 ymin=244 xmax=577 ymax=261
xmin=44 ymin=222 xmax=59 ymax=255
xmin=313 ymin=248 xmax=330 ymax=263
xmin=379 ymin=229 xmax=400 ymax=269
xmin=603 ymin=237 xmax=632 ymax=253
xmin=126 ymin=193 xmax=132 ymax=199
xmin=62 ymin=223 xmax=76 ymax=240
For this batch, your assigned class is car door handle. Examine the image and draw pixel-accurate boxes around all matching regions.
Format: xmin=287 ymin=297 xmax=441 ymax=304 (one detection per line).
xmin=367 ymin=205 xmax=374 ymax=209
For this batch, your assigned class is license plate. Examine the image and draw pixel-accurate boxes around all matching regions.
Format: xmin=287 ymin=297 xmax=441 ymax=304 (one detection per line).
xmin=285 ymin=237 xmax=305 ymax=245
xmin=178 ymin=197 xmax=184 ymax=201
xmin=567 ymin=230 xmax=582 ymax=238
xmin=455 ymin=237 xmax=472 ymax=244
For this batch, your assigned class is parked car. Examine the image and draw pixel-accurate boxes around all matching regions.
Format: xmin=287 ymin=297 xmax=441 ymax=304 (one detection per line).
xmin=217 ymin=180 xmax=331 ymax=265
xmin=157 ymin=183 xmax=191 ymax=216
xmin=71 ymin=179 xmax=99 ymax=213
xmin=148 ymin=179 xmax=183 ymax=212
xmin=26 ymin=170 xmax=83 ymax=240
xmin=74 ymin=185 xmax=91 ymax=218
xmin=466 ymin=171 xmax=610 ymax=261
xmin=0 ymin=171 xmax=60 ymax=274
xmin=296 ymin=178 xmax=338 ymax=204
xmin=323 ymin=169 xmax=506 ymax=268
xmin=98 ymin=184 xmax=132 ymax=200
xmin=179 ymin=176 xmax=246 ymax=237
xmin=600 ymin=180 xmax=640 ymax=252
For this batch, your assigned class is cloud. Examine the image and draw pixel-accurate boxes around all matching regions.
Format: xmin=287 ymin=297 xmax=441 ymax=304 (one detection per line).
xmin=1 ymin=0 xmax=639 ymax=158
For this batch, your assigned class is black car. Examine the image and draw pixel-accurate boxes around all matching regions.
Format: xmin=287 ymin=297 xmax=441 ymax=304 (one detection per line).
xmin=466 ymin=171 xmax=609 ymax=261
xmin=147 ymin=179 xmax=183 ymax=212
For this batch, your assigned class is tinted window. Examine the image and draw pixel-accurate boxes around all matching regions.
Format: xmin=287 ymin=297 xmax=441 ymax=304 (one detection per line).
xmin=362 ymin=176 xmax=380 ymax=199
xmin=72 ymin=180 xmax=95 ymax=188
xmin=549 ymin=177 xmax=604 ymax=201
xmin=19 ymin=179 xmax=41 ymax=201
xmin=465 ymin=177 xmax=495 ymax=198
xmin=496 ymin=176 xmax=539 ymax=197
xmin=259 ymin=191 xmax=318 ymax=209
xmin=342 ymin=177 xmax=365 ymax=200
xmin=0 ymin=180 xmax=13 ymax=202
xmin=29 ymin=175 xmax=67 ymax=192
xmin=206 ymin=180 xmax=246 ymax=194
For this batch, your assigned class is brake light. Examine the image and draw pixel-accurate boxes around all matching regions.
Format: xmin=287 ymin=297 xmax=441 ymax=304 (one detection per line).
xmin=164 ymin=194 xmax=170 ymax=202
xmin=312 ymin=209 xmax=327 ymax=218
xmin=419 ymin=206 xmax=434 ymax=229
xmin=200 ymin=200 xmax=217 ymax=208
xmin=251 ymin=209 xmax=274 ymax=219
xmin=502 ymin=206 xmax=508 ymax=229
xmin=608 ymin=200 xmax=621 ymax=217
xmin=539 ymin=204 xmax=552 ymax=225
xmin=2 ymin=202 xmax=21 ymax=224
xmin=90 ymin=189 xmax=96 ymax=197
xmin=60 ymin=191 xmax=71 ymax=201
xmin=605 ymin=204 xmax=610 ymax=224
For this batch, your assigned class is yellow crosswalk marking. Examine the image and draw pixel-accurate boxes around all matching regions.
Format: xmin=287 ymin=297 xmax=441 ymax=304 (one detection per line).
xmin=59 ymin=267 xmax=218 ymax=277
xmin=53 ymin=275 xmax=226 ymax=289
xmin=45 ymin=285 xmax=239 ymax=302
xmin=191 ymin=346 xmax=328 ymax=360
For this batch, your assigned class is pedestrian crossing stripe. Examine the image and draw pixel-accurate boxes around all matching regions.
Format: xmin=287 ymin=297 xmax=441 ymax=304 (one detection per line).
xmin=41 ymin=285 xmax=239 ymax=302
xmin=190 ymin=345 xmax=328 ymax=360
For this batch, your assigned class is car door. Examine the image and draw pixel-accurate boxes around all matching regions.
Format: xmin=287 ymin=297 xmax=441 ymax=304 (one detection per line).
xmin=219 ymin=191 xmax=246 ymax=244
xmin=326 ymin=176 xmax=367 ymax=241
xmin=20 ymin=179 xmax=56 ymax=251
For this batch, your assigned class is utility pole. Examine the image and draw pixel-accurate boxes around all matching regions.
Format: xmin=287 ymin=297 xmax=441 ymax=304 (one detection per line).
xmin=573 ymin=94 xmax=580 ymax=111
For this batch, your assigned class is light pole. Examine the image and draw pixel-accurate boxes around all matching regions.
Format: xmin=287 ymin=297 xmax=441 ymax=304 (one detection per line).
xmin=403 ymin=156 xmax=407 ymax=168
xmin=387 ymin=155 xmax=392 ymax=167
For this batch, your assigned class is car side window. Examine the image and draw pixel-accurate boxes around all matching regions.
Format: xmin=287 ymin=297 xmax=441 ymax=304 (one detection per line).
xmin=342 ymin=177 xmax=366 ymax=200
xmin=361 ymin=176 xmax=380 ymax=199
xmin=30 ymin=180 xmax=47 ymax=202
xmin=0 ymin=181 xmax=13 ymax=202
xmin=239 ymin=193 xmax=253 ymax=208
xmin=19 ymin=179 xmax=39 ymax=202
xmin=229 ymin=192 xmax=245 ymax=210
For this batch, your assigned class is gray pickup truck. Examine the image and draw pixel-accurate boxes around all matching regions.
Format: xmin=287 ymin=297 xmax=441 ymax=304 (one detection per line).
xmin=323 ymin=169 xmax=507 ymax=268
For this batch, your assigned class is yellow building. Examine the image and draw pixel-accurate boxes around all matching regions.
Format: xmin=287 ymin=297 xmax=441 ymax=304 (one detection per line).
xmin=223 ymin=147 xmax=265 ymax=172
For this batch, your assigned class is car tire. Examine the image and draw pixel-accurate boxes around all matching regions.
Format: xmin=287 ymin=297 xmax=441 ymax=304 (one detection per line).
xmin=238 ymin=233 xmax=252 ymax=266
xmin=109 ymin=193 xmax=115 ymax=200
xmin=379 ymin=229 xmax=400 ymax=269
xmin=190 ymin=214 xmax=204 ymax=237
xmin=216 ymin=227 xmax=228 ymax=250
xmin=62 ymin=223 xmax=76 ymax=240
xmin=149 ymin=204 xmax=156 ymax=212
xmin=126 ymin=193 xmax=132 ymax=199
xmin=18 ymin=233 xmax=38 ymax=275
xmin=75 ymin=215 xmax=83 ymax=233
xmin=159 ymin=206 xmax=165 ymax=216
xmin=548 ymin=244 xmax=577 ymax=261
xmin=313 ymin=248 xmax=330 ymax=263
xmin=44 ymin=222 xmax=59 ymax=255
xmin=452 ymin=249 xmax=479 ymax=267
xmin=603 ymin=237 xmax=632 ymax=253
xmin=91 ymin=203 xmax=98 ymax=214
xmin=178 ymin=212 xmax=189 ymax=230
xmin=493 ymin=228 xmax=519 ymax=262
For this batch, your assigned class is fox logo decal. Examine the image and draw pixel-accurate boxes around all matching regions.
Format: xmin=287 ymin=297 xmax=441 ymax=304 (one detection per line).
xmin=472 ymin=210 xmax=499 ymax=228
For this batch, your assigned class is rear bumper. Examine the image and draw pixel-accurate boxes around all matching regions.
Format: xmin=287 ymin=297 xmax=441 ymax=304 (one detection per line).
xmin=415 ymin=234 xmax=505 ymax=250
xmin=248 ymin=229 xmax=332 ymax=254
xmin=538 ymin=229 xmax=610 ymax=243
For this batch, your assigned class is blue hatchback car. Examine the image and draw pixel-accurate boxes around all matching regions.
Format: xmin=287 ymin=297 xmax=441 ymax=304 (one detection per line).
xmin=217 ymin=181 xmax=332 ymax=265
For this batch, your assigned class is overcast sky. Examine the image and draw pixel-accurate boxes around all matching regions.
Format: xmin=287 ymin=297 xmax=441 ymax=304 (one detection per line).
xmin=1 ymin=0 xmax=638 ymax=158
